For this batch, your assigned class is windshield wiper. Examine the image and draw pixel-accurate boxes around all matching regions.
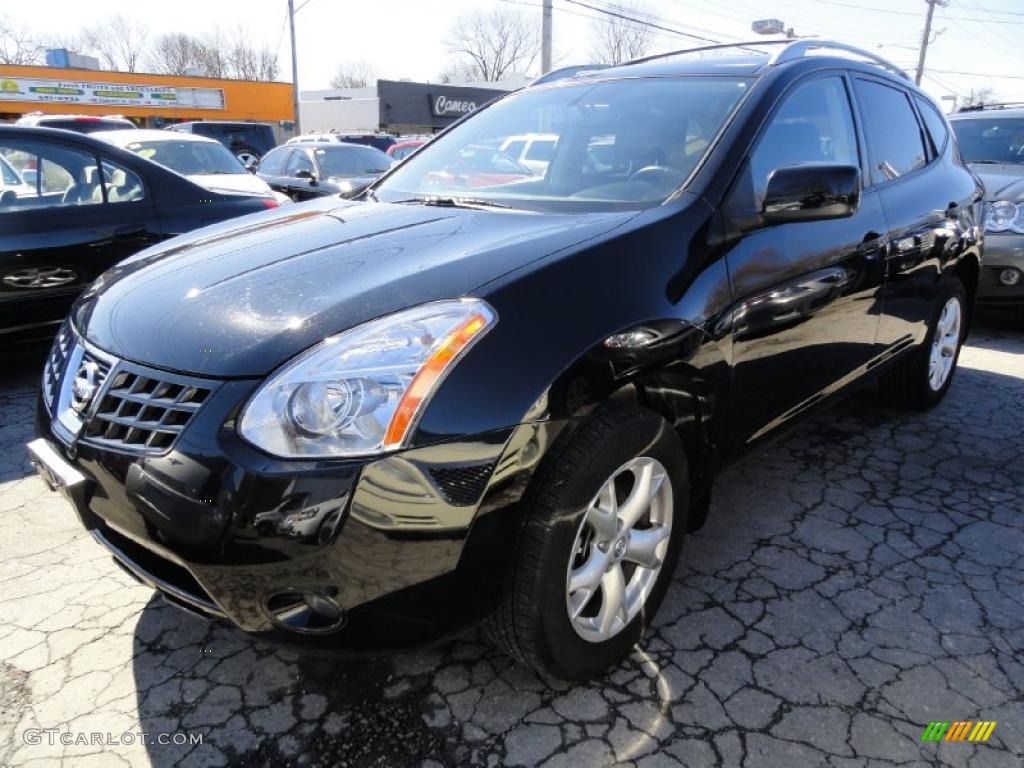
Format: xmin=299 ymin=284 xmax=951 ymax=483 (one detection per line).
xmin=390 ymin=196 xmax=511 ymax=209
xmin=969 ymin=160 xmax=1010 ymax=165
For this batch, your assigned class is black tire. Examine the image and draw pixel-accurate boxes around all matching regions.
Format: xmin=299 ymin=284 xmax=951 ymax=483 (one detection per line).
xmin=484 ymin=402 xmax=689 ymax=682
xmin=234 ymin=147 xmax=262 ymax=167
xmin=879 ymin=277 xmax=967 ymax=410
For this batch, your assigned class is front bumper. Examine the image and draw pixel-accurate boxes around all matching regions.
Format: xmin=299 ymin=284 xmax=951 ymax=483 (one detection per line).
xmin=977 ymin=232 xmax=1024 ymax=306
xmin=32 ymin=341 xmax=562 ymax=649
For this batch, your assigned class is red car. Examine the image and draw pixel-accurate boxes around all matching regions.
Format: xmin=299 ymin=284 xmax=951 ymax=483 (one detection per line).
xmin=387 ymin=139 xmax=427 ymax=161
xmin=423 ymin=144 xmax=533 ymax=189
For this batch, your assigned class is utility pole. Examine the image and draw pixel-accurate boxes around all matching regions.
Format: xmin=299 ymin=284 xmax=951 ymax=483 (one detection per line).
xmin=541 ymin=0 xmax=553 ymax=75
xmin=915 ymin=0 xmax=945 ymax=86
xmin=288 ymin=0 xmax=301 ymax=134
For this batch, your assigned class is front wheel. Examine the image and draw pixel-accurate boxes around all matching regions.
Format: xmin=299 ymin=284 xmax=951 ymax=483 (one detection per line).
xmin=484 ymin=403 xmax=688 ymax=682
xmin=880 ymin=277 xmax=967 ymax=410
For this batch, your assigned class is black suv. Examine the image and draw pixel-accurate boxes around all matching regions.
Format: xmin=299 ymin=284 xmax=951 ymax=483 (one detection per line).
xmin=166 ymin=121 xmax=277 ymax=167
xmin=30 ymin=41 xmax=982 ymax=682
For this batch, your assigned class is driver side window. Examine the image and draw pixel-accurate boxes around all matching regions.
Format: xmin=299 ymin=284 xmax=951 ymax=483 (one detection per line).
xmin=749 ymin=77 xmax=860 ymax=206
xmin=286 ymin=150 xmax=315 ymax=176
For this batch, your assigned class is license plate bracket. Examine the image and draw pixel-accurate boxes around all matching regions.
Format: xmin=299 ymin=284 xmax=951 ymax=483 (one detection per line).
xmin=27 ymin=438 xmax=96 ymax=529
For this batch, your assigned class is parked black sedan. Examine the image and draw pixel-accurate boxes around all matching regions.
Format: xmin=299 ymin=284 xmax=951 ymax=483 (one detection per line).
xmin=256 ymin=142 xmax=393 ymax=201
xmin=0 ymin=126 xmax=280 ymax=351
xmin=30 ymin=41 xmax=982 ymax=682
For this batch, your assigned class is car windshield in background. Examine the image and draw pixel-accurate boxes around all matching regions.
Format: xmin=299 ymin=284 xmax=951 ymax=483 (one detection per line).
xmin=951 ymin=117 xmax=1024 ymax=165
xmin=127 ymin=140 xmax=245 ymax=175
xmin=315 ymin=145 xmax=392 ymax=177
xmin=373 ymin=76 xmax=750 ymax=211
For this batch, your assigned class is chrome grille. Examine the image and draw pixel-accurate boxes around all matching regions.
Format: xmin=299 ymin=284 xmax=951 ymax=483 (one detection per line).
xmin=42 ymin=324 xmax=73 ymax=408
xmin=82 ymin=367 xmax=214 ymax=454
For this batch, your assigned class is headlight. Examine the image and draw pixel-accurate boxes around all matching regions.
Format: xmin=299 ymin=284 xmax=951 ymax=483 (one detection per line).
xmin=985 ymin=200 xmax=1024 ymax=233
xmin=239 ymin=299 xmax=496 ymax=458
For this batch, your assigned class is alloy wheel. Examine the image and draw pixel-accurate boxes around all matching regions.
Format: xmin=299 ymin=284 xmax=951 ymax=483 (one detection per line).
xmin=565 ymin=456 xmax=673 ymax=643
xmin=928 ymin=296 xmax=962 ymax=391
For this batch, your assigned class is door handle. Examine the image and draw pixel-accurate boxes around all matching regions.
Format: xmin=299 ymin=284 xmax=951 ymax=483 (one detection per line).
xmin=858 ymin=232 xmax=888 ymax=260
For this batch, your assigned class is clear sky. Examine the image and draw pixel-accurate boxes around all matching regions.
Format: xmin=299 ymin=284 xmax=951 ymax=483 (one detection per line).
xmin=4 ymin=0 xmax=1023 ymax=110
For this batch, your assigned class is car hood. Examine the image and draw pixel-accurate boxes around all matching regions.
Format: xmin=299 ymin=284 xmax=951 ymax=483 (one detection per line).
xmin=970 ymin=164 xmax=1024 ymax=201
xmin=189 ymin=172 xmax=274 ymax=197
xmin=75 ymin=198 xmax=638 ymax=377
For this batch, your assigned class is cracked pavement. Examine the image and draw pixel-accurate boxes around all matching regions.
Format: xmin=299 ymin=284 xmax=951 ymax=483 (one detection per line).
xmin=1 ymin=314 xmax=1022 ymax=768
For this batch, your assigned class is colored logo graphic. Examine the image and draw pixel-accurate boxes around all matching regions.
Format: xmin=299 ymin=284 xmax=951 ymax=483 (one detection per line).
xmin=921 ymin=721 xmax=997 ymax=742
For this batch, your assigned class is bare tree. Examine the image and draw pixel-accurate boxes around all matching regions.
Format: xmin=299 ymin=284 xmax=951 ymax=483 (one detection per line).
xmin=0 ymin=16 xmax=42 ymax=65
xmin=147 ymin=32 xmax=205 ymax=75
xmin=962 ymin=87 xmax=996 ymax=109
xmin=437 ymin=61 xmax=480 ymax=84
xmin=147 ymin=28 xmax=278 ymax=81
xmin=444 ymin=9 xmax=539 ymax=82
xmin=330 ymin=59 xmax=376 ymax=89
xmin=82 ymin=14 xmax=149 ymax=72
xmin=224 ymin=29 xmax=278 ymax=81
xmin=588 ymin=1 xmax=652 ymax=64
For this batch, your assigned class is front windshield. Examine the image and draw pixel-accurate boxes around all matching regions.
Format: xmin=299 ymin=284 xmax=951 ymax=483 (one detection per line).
xmin=951 ymin=118 xmax=1024 ymax=165
xmin=374 ymin=76 xmax=750 ymax=211
xmin=315 ymin=145 xmax=392 ymax=177
xmin=127 ymin=140 xmax=245 ymax=175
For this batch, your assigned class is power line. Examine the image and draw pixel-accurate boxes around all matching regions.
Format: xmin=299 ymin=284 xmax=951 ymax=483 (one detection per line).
xmin=812 ymin=0 xmax=1024 ymax=24
xmin=561 ymin=0 xmax=724 ymax=44
xmin=929 ymin=68 xmax=1024 ymax=80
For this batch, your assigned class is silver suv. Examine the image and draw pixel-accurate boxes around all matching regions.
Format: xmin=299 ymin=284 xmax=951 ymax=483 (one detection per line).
xmin=949 ymin=104 xmax=1024 ymax=324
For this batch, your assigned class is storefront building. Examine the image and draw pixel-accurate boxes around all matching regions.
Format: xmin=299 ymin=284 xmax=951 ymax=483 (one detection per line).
xmin=300 ymin=78 xmax=526 ymax=135
xmin=0 ymin=63 xmax=294 ymax=133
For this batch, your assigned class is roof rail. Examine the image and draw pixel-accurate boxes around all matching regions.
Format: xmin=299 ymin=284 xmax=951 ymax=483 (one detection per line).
xmin=957 ymin=101 xmax=1024 ymax=112
xmin=622 ymin=39 xmax=789 ymax=67
xmin=531 ymin=64 xmax=607 ymax=86
xmin=768 ymin=40 xmax=910 ymax=80
xmin=614 ymin=38 xmax=909 ymax=81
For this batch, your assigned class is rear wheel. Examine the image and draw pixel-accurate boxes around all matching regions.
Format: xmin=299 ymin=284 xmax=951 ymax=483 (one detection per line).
xmin=880 ymin=277 xmax=966 ymax=410
xmin=234 ymin=147 xmax=261 ymax=167
xmin=485 ymin=403 xmax=688 ymax=682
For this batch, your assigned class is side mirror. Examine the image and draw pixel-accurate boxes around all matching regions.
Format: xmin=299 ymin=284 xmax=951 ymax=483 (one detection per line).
xmin=762 ymin=164 xmax=860 ymax=223
xmin=295 ymin=169 xmax=317 ymax=185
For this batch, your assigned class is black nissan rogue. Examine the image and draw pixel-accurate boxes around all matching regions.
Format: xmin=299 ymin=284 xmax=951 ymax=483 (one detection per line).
xmin=30 ymin=40 xmax=983 ymax=682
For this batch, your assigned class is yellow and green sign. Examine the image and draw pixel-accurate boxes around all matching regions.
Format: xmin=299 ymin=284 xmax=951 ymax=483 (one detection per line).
xmin=0 ymin=76 xmax=223 ymax=109
xmin=921 ymin=721 xmax=997 ymax=742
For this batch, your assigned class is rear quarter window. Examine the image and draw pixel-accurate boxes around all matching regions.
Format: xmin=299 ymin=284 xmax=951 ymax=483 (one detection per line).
xmin=915 ymin=95 xmax=950 ymax=155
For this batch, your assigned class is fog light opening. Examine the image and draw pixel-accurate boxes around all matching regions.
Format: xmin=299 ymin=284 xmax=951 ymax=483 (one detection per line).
xmin=263 ymin=588 xmax=345 ymax=634
xmin=998 ymin=267 xmax=1022 ymax=286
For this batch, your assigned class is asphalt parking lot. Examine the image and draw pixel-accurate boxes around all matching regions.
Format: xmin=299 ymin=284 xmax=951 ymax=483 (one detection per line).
xmin=1 ymin=314 xmax=1021 ymax=768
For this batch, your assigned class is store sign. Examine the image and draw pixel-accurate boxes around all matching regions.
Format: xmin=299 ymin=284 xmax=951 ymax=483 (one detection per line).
xmin=429 ymin=93 xmax=479 ymax=118
xmin=0 ymin=76 xmax=224 ymax=109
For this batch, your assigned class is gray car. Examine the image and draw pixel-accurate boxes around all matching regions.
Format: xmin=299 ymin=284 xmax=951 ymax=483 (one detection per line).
xmin=949 ymin=106 xmax=1024 ymax=322
xmin=256 ymin=142 xmax=393 ymax=202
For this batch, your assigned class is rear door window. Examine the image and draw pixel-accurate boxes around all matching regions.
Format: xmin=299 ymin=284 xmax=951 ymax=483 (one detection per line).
xmin=854 ymin=79 xmax=928 ymax=185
